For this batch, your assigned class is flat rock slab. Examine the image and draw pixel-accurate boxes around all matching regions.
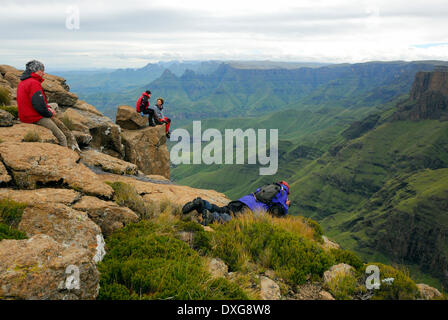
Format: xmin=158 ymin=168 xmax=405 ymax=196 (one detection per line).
xmin=0 ymin=123 xmax=57 ymax=143
xmin=116 ymin=105 xmax=147 ymax=130
xmin=0 ymin=142 xmax=113 ymax=198
xmin=80 ymin=149 xmax=138 ymax=176
xmin=0 ymin=188 xmax=80 ymax=205
xmin=97 ymin=173 xmax=230 ymax=206
xmin=0 ymin=161 xmax=11 ymax=184
xmin=0 ymin=234 xmax=99 ymax=300
xmin=73 ymin=196 xmax=139 ymax=236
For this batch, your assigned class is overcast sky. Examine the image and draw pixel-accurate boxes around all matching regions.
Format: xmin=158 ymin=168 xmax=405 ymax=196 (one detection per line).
xmin=1 ymin=0 xmax=447 ymax=70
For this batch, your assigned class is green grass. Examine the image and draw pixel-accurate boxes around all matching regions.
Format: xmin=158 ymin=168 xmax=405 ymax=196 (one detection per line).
xmin=0 ymin=199 xmax=28 ymax=241
xmin=0 ymin=105 xmax=18 ymax=118
xmin=0 ymin=88 xmax=11 ymax=106
xmin=23 ymin=130 xmax=41 ymax=142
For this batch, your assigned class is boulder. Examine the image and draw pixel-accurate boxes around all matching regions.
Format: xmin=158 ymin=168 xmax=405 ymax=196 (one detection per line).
xmin=116 ymin=105 xmax=148 ymax=130
xmin=0 ymin=161 xmax=11 ymax=184
xmin=417 ymin=283 xmax=442 ymax=300
xmin=72 ymin=196 xmax=139 ymax=237
xmin=121 ymin=125 xmax=170 ymax=178
xmin=323 ymin=264 xmax=354 ymax=285
xmin=72 ymin=100 xmax=103 ymax=116
xmin=0 ymin=142 xmax=113 ymax=198
xmin=0 ymin=109 xmax=14 ymax=127
xmin=4 ymin=71 xmax=21 ymax=88
xmin=96 ymin=173 xmax=230 ymax=206
xmin=18 ymin=203 xmax=103 ymax=259
xmin=0 ymin=65 xmax=20 ymax=75
xmin=0 ymin=188 xmax=81 ymax=205
xmin=42 ymin=77 xmax=78 ymax=107
xmin=60 ymin=108 xmax=124 ymax=157
xmin=0 ymin=234 xmax=99 ymax=300
xmin=208 ymin=258 xmax=228 ymax=279
xmin=259 ymin=276 xmax=281 ymax=300
xmin=0 ymin=123 xmax=57 ymax=143
xmin=80 ymin=149 xmax=138 ymax=175
xmin=72 ymin=131 xmax=92 ymax=147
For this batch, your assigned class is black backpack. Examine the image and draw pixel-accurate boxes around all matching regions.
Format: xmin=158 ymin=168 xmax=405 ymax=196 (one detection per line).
xmin=254 ymin=183 xmax=282 ymax=204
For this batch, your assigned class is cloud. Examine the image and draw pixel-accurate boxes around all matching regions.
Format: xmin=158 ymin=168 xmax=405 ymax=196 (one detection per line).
xmin=0 ymin=0 xmax=447 ymax=69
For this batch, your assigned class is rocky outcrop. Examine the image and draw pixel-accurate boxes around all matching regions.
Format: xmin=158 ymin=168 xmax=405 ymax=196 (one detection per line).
xmin=0 ymin=234 xmax=99 ymax=300
xmin=96 ymin=173 xmax=230 ymax=206
xmin=416 ymin=283 xmax=442 ymax=300
xmin=0 ymin=109 xmax=14 ymax=127
xmin=18 ymin=203 xmax=103 ymax=258
xmin=0 ymin=123 xmax=57 ymax=143
xmin=121 ymin=125 xmax=170 ymax=178
xmin=72 ymin=196 xmax=139 ymax=237
xmin=116 ymin=105 xmax=147 ymax=130
xmin=42 ymin=74 xmax=78 ymax=107
xmin=80 ymin=149 xmax=138 ymax=175
xmin=0 ymin=142 xmax=113 ymax=198
xmin=394 ymin=69 xmax=448 ymax=121
xmin=0 ymin=162 xmax=11 ymax=184
xmin=259 ymin=276 xmax=281 ymax=300
xmin=0 ymin=188 xmax=81 ymax=205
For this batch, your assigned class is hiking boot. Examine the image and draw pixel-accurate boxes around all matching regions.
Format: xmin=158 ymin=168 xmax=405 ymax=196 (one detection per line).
xmin=201 ymin=209 xmax=214 ymax=226
xmin=182 ymin=197 xmax=204 ymax=214
xmin=166 ymin=131 xmax=171 ymax=139
xmin=148 ymin=119 xmax=156 ymax=127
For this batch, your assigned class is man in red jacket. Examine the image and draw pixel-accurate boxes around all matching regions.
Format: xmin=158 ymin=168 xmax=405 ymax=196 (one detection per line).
xmin=16 ymin=60 xmax=67 ymax=147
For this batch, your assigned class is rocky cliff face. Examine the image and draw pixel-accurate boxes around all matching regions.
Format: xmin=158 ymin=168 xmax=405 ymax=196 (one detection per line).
xmin=0 ymin=65 xmax=222 ymax=299
xmin=394 ymin=67 xmax=448 ymax=121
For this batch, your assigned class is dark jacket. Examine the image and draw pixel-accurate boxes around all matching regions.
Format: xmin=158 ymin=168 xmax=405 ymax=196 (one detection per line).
xmin=238 ymin=184 xmax=290 ymax=215
xmin=16 ymin=71 xmax=53 ymax=123
xmin=136 ymin=92 xmax=150 ymax=113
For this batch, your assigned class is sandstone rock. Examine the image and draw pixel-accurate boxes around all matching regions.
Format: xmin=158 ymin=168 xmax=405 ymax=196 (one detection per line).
xmin=208 ymin=258 xmax=228 ymax=279
xmin=323 ymin=264 xmax=354 ymax=285
xmin=0 ymin=65 xmax=20 ymax=75
xmin=121 ymin=125 xmax=170 ymax=178
xmin=72 ymin=196 xmax=139 ymax=237
xmin=259 ymin=276 xmax=281 ymax=300
xmin=0 ymin=188 xmax=81 ymax=205
xmin=0 ymin=161 xmax=11 ymax=184
xmin=72 ymin=131 xmax=92 ymax=146
xmin=417 ymin=283 xmax=442 ymax=300
xmin=61 ymin=108 xmax=124 ymax=157
xmin=116 ymin=105 xmax=148 ymax=130
xmin=18 ymin=203 xmax=102 ymax=258
xmin=80 ymin=149 xmax=138 ymax=175
xmin=0 ymin=109 xmax=14 ymax=127
xmin=319 ymin=290 xmax=335 ymax=300
xmin=42 ymin=77 xmax=78 ymax=107
xmin=0 ymin=142 xmax=113 ymax=198
xmin=96 ymin=173 xmax=230 ymax=206
xmin=0 ymin=123 xmax=57 ymax=143
xmin=322 ymin=236 xmax=340 ymax=250
xmin=4 ymin=71 xmax=21 ymax=88
xmin=145 ymin=174 xmax=170 ymax=182
xmin=72 ymin=100 xmax=103 ymax=116
xmin=44 ymin=74 xmax=70 ymax=91
xmin=50 ymin=116 xmax=80 ymax=151
xmin=0 ymin=234 xmax=99 ymax=300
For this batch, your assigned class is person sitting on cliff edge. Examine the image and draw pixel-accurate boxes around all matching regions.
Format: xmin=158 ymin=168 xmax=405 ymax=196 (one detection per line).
xmin=148 ymin=98 xmax=171 ymax=139
xmin=182 ymin=181 xmax=291 ymax=226
xmin=16 ymin=60 xmax=74 ymax=149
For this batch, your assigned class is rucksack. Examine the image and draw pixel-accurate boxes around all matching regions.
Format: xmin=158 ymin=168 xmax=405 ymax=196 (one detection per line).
xmin=254 ymin=183 xmax=282 ymax=204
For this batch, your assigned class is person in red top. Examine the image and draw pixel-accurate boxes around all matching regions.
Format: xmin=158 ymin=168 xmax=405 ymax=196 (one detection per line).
xmin=16 ymin=60 xmax=67 ymax=147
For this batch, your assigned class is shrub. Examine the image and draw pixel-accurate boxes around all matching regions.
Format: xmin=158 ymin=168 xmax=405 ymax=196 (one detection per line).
xmin=329 ymin=249 xmax=364 ymax=271
xmin=0 ymin=198 xmax=27 ymax=227
xmin=0 ymin=222 xmax=27 ymax=241
xmin=365 ymin=263 xmax=419 ymax=300
xmin=204 ymin=213 xmax=333 ymax=284
xmin=23 ymin=130 xmax=41 ymax=142
xmin=0 ymin=105 xmax=18 ymax=118
xmin=106 ymin=181 xmax=149 ymax=219
xmin=326 ymin=272 xmax=358 ymax=300
xmin=98 ymin=220 xmax=248 ymax=300
xmin=61 ymin=115 xmax=75 ymax=130
xmin=0 ymin=88 xmax=11 ymax=106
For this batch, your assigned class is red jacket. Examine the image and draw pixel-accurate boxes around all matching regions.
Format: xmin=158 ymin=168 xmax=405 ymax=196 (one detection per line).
xmin=16 ymin=71 xmax=53 ymax=123
xmin=136 ymin=92 xmax=150 ymax=113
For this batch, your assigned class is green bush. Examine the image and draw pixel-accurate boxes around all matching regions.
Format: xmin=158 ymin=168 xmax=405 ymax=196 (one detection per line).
xmin=0 ymin=199 xmax=27 ymax=227
xmin=0 ymin=88 xmax=11 ymax=106
xmin=326 ymin=272 xmax=359 ymax=300
xmin=366 ymin=263 xmax=419 ymax=300
xmin=106 ymin=181 xmax=149 ymax=219
xmin=0 ymin=105 xmax=18 ymax=118
xmin=23 ymin=130 xmax=41 ymax=142
xmin=329 ymin=249 xmax=364 ymax=271
xmin=201 ymin=217 xmax=333 ymax=285
xmin=98 ymin=220 xmax=248 ymax=300
xmin=0 ymin=222 xmax=27 ymax=241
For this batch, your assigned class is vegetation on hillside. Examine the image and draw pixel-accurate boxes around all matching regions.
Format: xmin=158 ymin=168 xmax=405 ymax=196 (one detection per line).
xmin=0 ymin=199 xmax=27 ymax=241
